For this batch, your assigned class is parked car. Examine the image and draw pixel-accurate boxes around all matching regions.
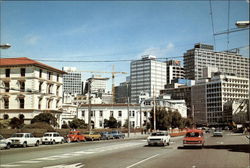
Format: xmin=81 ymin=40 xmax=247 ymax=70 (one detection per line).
xmin=110 ymin=130 xmax=125 ymax=139
xmin=8 ymin=133 xmax=41 ymax=148
xmin=213 ymin=129 xmax=223 ymax=137
xmin=67 ymin=131 xmax=86 ymax=142
xmin=100 ymin=132 xmax=114 ymax=140
xmin=147 ymin=131 xmax=170 ymax=146
xmin=82 ymin=132 xmax=101 ymax=141
xmin=42 ymin=132 xmax=64 ymax=145
xmin=0 ymin=134 xmax=12 ymax=150
xmin=183 ymin=129 xmax=205 ymax=148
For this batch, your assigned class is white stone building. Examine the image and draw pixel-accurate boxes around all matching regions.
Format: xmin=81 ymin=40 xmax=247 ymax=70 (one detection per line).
xmin=166 ymin=60 xmax=185 ymax=84
xmin=0 ymin=57 xmax=66 ymax=126
xmin=77 ymin=104 xmax=152 ymax=129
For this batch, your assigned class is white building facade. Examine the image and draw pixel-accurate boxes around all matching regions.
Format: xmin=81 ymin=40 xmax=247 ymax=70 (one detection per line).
xmin=166 ymin=60 xmax=185 ymax=84
xmin=0 ymin=57 xmax=66 ymax=126
xmin=62 ymin=67 xmax=82 ymax=95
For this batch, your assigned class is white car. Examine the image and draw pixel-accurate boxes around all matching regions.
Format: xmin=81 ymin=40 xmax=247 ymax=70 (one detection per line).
xmin=0 ymin=134 xmax=12 ymax=149
xmin=147 ymin=131 xmax=171 ymax=146
xmin=8 ymin=133 xmax=41 ymax=147
xmin=42 ymin=132 xmax=64 ymax=145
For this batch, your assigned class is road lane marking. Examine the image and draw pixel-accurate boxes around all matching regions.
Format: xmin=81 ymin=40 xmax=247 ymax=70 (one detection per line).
xmin=73 ymin=151 xmax=95 ymax=154
xmin=18 ymin=160 xmax=42 ymax=164
xmin=0 ymin=165 xmax=20 ymax=167
xmin=43 ymin=163 xmax=85 ymax=168
xmin=126 ymin=154 xmax=160 ymax=168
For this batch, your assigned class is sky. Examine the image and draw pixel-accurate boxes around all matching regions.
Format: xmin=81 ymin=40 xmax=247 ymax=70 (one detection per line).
xmin=0 ymin=0 xmax=249 ymax=90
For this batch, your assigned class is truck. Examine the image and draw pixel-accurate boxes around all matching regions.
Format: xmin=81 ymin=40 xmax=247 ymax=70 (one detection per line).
xmin=8 ymin=133 xmax=41 ymax=148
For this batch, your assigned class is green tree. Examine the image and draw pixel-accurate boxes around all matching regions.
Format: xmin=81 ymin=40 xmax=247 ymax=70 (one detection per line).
xmin=104 ymin=117 xmax=119 ymax=128
xmin=31 ymin=113 xmax=57 ymax=126
xmin=68 ymin=118 xmax=87 ymax=129
xmin=9 ymin=117 xmax=24 ymax=129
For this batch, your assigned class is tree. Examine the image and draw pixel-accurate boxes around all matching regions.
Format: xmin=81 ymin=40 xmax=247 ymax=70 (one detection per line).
xmin=150 ymin=107 xmax=185 ymax=130
xmin=9 ymin=117 xmax=24 ymax=129
xmin=68 ymin=118 xmax=87 ymax=129
xmin=31 ymin=113 xmax=57 ymax=127
xmin=104 ymin=117 xmax=119 ymax=128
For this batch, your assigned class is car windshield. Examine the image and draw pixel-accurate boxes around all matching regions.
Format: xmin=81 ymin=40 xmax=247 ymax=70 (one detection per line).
xmin=43 ymin=134 xmax=52 ymax=137
xmin=11 ymin=134 xmax=24 ymax=137
xmin=151 ymin=132 xmax=166 ymax=136
xmin=186 ymin=132 xmax=200 ymax=137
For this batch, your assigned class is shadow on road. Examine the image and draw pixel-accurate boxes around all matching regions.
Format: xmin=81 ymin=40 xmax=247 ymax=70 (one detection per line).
xmin=177 ymin=144 xmax=250 ymax=153
xmin=204 ymin=144 xmax=250 ymax=153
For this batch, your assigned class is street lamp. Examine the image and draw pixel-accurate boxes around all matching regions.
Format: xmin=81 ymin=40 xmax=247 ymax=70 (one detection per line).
xmin=235 ymin=21 xmax=250 ymax=28
xmin=127 ymin=83 xmax=130 ymax=138
xmin=0 ymin=43 xmax=11 ymax=49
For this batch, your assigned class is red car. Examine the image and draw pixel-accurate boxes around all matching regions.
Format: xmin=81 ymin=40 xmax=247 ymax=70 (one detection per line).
xmin=67 ymin=131 xmax=86 ymax=142
xmin=183 ymin=129 xmax=205 ymax=148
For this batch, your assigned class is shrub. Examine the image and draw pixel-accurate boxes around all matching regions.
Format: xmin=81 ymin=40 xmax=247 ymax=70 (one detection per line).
xmin=23 ymin=122 xmax=55 ymax=132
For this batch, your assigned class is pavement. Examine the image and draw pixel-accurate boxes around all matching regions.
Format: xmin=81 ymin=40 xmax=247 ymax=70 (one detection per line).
xmin=124 ymin=132 xmax=149 ymax=139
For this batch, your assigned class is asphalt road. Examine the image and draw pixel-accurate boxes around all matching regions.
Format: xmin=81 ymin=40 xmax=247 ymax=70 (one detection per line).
xmin=0 ymin=132 xmax=249 ymax=168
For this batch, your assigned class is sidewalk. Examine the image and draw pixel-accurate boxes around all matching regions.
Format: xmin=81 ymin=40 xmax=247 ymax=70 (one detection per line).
xmin=124 ymin=132 xmax=149 ymax=139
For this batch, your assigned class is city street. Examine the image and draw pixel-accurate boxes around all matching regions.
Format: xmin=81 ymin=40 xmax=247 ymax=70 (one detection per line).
xmin=0 ymin=132 xmax=249 ymax=168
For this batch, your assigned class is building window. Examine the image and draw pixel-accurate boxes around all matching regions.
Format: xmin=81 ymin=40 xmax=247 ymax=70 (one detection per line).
xmin=99 ymin=111 xmax=103 ymax=117
xmin=99 ymin=121 xmax=103 ymax=127
xmin=21 ymin=68 xmax=25 ymax=77
xmin=56 ymin=86 xmax=60 ymax=96
xmin=3 ymin=114 xmax=9 ymax=120
xmin=4 ymin=98 xmax=9 ymax=109
xmin=57 ymin=74 xmax=59 ymax=82
xmin=82 ymin=111 xmax=85 ymax=117
xmin=91 ymin=111 xmax=95 ymax=117
xmin=39 ymin=82 xmax=43 ymax=92
xmin=20 ymin=81 xmax=25 ymax=92
xmin=47 ymin=72 xmax=52 ymax=80
xmin=47 ymin=99 xmax=52 ymax=109
xmin=38 ymin=98 xmax=42 ymax=109
xmin=39 ymin=69 xmax=42 ymax=78
xmin=56 ymin=100 xmax=59 ymax=108
xmin=4 ymin=82 xmax=9 ymax=92
xmin=5 ymin=69 xmax=10 ymax=77
xmin=118 ymin=111 xmax=122 ymax=117
xmin=19 ymin=98 xmax=24 ymax=109
xmin=19 ymin=114 xmax=25 ymax=120
xmin=110 ymin=111 xmax=114 ymax=117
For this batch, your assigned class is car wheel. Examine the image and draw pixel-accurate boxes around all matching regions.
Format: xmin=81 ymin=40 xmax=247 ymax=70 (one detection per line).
xmin=167 ymin=141 xmax=170 ymax=146
xmin=35 ymin=141 xmax=39 ymax=146
xmin=61 ymin=140 xmax=64 ymax=144
xmin=23 ymin=142 xmax=27 ymax=148
xmin=6 ymin=143 xmax=11 ymax=149
xmin=52 ymin=140 xmax=56 ymax=145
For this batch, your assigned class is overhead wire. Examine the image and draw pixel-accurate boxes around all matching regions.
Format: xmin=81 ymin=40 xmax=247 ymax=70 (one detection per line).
xmin=209 ymin=0 xmax=216 ymax=51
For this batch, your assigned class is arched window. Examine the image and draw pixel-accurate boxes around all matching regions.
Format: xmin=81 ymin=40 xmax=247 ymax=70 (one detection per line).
xmin=19 ymin=114 xmax=25 ymax=120
xmin=3 ymin=114 xmax=9 ymax=120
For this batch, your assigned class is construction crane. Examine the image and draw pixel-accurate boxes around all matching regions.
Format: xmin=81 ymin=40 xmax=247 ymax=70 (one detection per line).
xmin=77 ymin=65 xmax=128 ymax=103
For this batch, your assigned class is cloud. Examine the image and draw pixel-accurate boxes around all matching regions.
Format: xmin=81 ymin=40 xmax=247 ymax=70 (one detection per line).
xmin=25 ymin=35 xmax=40 ymax=45
xmin=138 ymin=42 xmax=175 ymax=58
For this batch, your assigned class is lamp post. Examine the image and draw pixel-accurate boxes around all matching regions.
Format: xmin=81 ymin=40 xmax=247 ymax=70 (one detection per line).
xmin=0 ymin=43 xmax=11 ymax=49
xmin=235 ymin=21 xmax=250 ymax=126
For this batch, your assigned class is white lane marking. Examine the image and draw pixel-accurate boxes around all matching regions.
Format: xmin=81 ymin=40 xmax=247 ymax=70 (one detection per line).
xmin=35 ymin=157 xmax=58 ymax=161
xmin=73 ymin=151 xmax=95 ymax=154
xmin=18 ymin=160 xmax=42 ymax=164
xmin=43 ymin=163 xmax=84 ymax=168
xmin=216 ymin=141 xmax=224 ymax=144
xmin=126 ymin=154 xmax=160 ymax=168
xmin=0 ymin=165 xmax=20 ymax=167
xmin=192 ymin=166 xmax=196 ymax=168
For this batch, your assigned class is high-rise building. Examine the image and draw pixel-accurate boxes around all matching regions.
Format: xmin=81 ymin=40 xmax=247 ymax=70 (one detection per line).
xmin=191 ymin=73 xmax=249 ymax=125
xmin=130 ymin=55 xmax=166 ymax=103
xmin=184 ymin=43 xmax=249 ymax=80
xmin=62 ymin=67 xmax=82 ymax=95
xmin=166 ymin=60 xmax=185 ymax=84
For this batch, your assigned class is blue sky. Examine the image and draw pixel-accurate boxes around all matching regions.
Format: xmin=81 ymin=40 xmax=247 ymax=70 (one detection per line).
xmin=1 ymin=0 xmax=249 ymax=90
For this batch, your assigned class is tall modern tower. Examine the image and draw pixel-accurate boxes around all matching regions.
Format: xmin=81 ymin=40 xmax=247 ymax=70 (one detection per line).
xmin=62 ymin=67 xmax=82 ymax=95
xmin=184 ymin=43 xmax=249 ymax=80
xmin=130 ymin=55 xmax=166 ymax=103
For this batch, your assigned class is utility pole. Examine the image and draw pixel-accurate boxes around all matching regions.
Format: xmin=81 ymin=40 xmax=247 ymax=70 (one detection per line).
xmin=88 ymin=79 xmax=92 ymax=132
xmin=127 ymin=83 xmax=130 ymax=138
xmin=153 ymin=85 xmax=156 ymax=132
